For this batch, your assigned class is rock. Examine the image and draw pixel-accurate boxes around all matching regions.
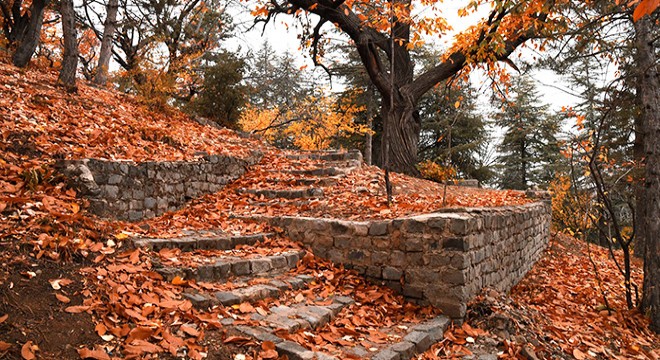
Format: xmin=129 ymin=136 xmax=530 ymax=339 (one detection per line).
xmin=521 ymin=345 xmax=540 ymax=360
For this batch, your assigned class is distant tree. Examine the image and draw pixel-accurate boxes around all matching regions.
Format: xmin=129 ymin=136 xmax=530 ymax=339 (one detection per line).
xmin=244 ymin=42 xmax=311 ymax=111
xmin=493 ymin=76 xmax=562 ymax=190
xmin=332 ymin=45 xmax=380 ymax=164
xmin=58 ymin=0 xmax=78 ymax=91
xmin=186 ymin=51 xmax=247 ymax=127
xmin=417 ymin=79 xmax=491 ymax=184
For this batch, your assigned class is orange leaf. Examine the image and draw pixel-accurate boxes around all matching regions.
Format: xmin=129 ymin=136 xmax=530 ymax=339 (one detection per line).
xmin=180 ymin=325 xmax=200 ymax=337
xmin=0 ymin=341 xmax=11 ymax=351
xmin=65 ymin=305 xmax=90 ymax=313
xmin=77 ymin=346 xmax=110 ymax=360
xmin=21 ymin=341 xmax=36 ymax=360
xmin=55 ymin=293 xmax=71 ymax=304
xmin=95 ymin=323 xmax=107 ymax=337
xmin=262 ymin=341 xmax=276 ymax=351
xmin=126 ymin=327 xmax=153 ymax=343
xmin=223 ymin=336 xmax=252 ymax=344
xmin=238 ymin=302 xmax=255 ymax=313
xmin=171 ymin=276 xmax=187 ymax=286
xmin=573 ymin=348 xmax=586 ymax=360
xmin=0 ymin=314 xmax=7 ymax=324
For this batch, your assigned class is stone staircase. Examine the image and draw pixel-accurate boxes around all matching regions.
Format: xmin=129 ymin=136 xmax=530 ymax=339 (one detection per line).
xmin=127 ymin=149 xmax=452 ymax=359
xmin=239 ymin=149 xmax=363 ymax=201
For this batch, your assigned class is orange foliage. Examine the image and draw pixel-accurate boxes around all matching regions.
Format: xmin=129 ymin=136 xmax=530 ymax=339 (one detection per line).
xmin=239 ymin=91 xmax=370 ymax=151
xmin=417 ymin=160 xmax=457 ymax=183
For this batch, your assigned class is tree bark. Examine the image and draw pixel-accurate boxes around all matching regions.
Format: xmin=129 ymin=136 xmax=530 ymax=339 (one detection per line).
xmin=634 ymin=88 xmax=647 ymax=259
xmin=58 ymin=0 xmax=78 ymax=91
xmin=634 ymin=16 xmax=660 ymax=333
xmin=365 ymin=83 xmax=374 ymax=166
xmin=11 ymin=0 xmax=49 ymax=67
xmin=94 ymin=0 xmax=119 ymax=86
xmin=381 ymin=94 xmax=420 ymax=175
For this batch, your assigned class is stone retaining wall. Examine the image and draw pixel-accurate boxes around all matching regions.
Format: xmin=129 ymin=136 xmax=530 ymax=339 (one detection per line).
xmin=261 ymin=201 xmax=551 ymax=319
xmin=57 ymin=151 xmax=261 ymax=221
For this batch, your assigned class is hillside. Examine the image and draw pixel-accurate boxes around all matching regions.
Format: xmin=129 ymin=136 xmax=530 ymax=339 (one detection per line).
xmin=0 ymin=57 xmax=657 ymax=360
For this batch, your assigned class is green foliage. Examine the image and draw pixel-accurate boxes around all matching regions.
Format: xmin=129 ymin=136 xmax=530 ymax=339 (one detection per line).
xmin=417 ymin=78 xmax=492 ymax=184
xmin=244 ymin=42 xmax=312 ymax=111
xmin=492 ymin=76 xmax=562 ymax=190
xmin=186 ymin=51 xmax=247 ymax=128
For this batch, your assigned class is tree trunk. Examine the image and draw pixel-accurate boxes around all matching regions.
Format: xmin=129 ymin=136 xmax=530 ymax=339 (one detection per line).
xmin=365 ymin=83 xmax=374 ymax=166
xmin=381 ymin=96 xmax=420 ymax=175
xmin=634 ymin=16 xmax=660 ymax=333
xmin=12 ymin=0 xmax=49 ymax=67
xmin=94 ymin=0 xmax=119 ymax=86
xmin=634 ymin=93 xmax=647 ymax=259
xmin=58 ymin=0 xmax=78 ymax=91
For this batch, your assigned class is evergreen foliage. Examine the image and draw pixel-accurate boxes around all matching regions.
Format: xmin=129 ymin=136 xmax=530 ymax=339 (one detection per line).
xmin=492 ymin=76 xmax=562 ymax=190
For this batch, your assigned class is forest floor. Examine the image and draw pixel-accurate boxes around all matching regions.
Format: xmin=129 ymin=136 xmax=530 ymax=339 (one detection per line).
xmin=0 ymin=57 xmax=658 ymax=359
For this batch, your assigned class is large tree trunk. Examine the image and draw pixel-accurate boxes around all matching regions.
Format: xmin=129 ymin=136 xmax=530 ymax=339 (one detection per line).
xmin=381 ymin=95 xmax=420 ymax=175
xmin=12 ymin=0 xmax=49 ymax=67
xmin=58 ymin=0 xmax=78 ymax=91
xmin=94 ymin=0 xmax=119 ymax=86
xmin=634 ymin=16 xmax=660 ymax=333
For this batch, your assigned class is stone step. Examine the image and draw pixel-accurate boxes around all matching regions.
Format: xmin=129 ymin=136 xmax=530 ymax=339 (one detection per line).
xmin=182 ymin=273 xmax=316 ymax=309
xmin=247 ymin=199 xmax=313 ymax=208
xmin=132 ymin=232 xmax=274 ymax=252
xmin=288 ymin=159 xmax=362 ymax=169
xmin=239 ymin=187 xmax=324 ymax=199
xmin=370 ymin=315 xmax=450 ymax=360
xmin=260 ymin=295 xmax=353 ymax=332
xmin=285 ymin=166 xmax=358 ymax=177
xmin=232 ymin=294 xmax=354 ymax=338
xmin=285 ymin=149 xmax=362 ymax=162
xmin=265 ymin=175 xmax=344 ymax=187
xmin=228 ymin=297 xmax=450 ymax=360
xmin=155 ymin=250 xmax=306 ymax=283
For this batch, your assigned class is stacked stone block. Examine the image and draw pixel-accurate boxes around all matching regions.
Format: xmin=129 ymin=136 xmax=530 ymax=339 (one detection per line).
xmin=57 ymin=151 xmax=262 ymax=221
xmin=262 ymin=202 xmax=551 ymax=319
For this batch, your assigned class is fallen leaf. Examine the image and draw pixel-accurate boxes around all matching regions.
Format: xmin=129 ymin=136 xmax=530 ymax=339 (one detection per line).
xmin=0 ymin=314 xmax=7 ymax=324
xmin=171 ymin=276 xmax=187 ymax=285
xmin=573 ymin=348 xmax=586 ymax=360
xmin=95 ymin=323 xmax=107 ymax=337
xmin=238 ymin=302 xmax=254 ymax=313
xmin=55 ymin=293 xmax=71 ymax=303
xmin=0 ymin=341 xmax=10 ymax=351
xmin=223 ymin=336 xmax=252 ymax=344
xmin=77 ymin=346 xmax=110 ymax=360
xmin=65 ymin=305 xmax=91 ymax=313
xmin=180 ymin=325 xmax=200 ymax=337
xmin=21 ymin=341 xmax=36 ymax=360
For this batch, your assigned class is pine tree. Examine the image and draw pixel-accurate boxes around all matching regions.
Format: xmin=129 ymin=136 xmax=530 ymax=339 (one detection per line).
xmin=186 ymin=51 xmax=247 ymax=128
xmin=417 ymin=79 xmax=491 ymax=183
xmin=493 ymin=76 xmax=562 ymax=190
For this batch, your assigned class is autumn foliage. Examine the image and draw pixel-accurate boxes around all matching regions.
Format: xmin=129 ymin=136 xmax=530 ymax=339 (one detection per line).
xmin=239 ymin=91 xmax=370 ymax=150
